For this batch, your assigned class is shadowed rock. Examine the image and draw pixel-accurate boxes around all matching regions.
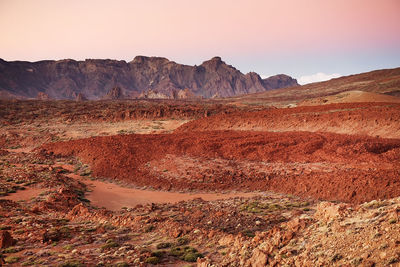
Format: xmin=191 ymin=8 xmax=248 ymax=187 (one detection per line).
xmin=102 ymin=87 xmax=125 ymax=100
xmin=0 ymin=230 xmax=16 ymax=248
xmin=0 ymin=56 xmax=298 ymax=100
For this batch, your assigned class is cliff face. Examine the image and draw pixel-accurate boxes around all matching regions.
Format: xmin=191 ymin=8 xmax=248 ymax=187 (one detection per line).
xmin=0 ymin=56 xmax=298 ymax=100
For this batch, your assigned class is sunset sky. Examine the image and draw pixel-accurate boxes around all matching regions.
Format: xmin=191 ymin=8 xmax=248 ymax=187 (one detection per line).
xmin=1 ymin=0 xmax=399 ymax=84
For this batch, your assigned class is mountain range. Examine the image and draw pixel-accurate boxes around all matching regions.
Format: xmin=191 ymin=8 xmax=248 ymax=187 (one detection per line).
xmin=0 ymin=56 xmax=298 ymax=100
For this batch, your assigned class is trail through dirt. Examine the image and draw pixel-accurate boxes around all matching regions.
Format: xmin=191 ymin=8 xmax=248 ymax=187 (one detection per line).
xmin=1 ymin=187 xmax=44 ymax=201
xmin=67 ymin=173 xmax=258 ymax=211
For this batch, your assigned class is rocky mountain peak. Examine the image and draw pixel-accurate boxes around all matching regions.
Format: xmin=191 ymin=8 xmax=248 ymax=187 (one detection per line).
xmin=0 ymin=57 xmax=299 ymax=100
xmin=262 ymin=74 xmax=298 ymax=89
xmin=200 ymin=56 xmax=224 ymax=69
xmin=131 ymin=56 xmax=170 ymax=65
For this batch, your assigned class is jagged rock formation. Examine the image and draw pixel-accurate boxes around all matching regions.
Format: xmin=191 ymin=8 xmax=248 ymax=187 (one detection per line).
xmin=102 ymin=87 xmax=125 ymax=100
xmin=75 ymin=93 xmax=87 ymax=101
xmin=0 ymin=56 xmax=298 ymax=100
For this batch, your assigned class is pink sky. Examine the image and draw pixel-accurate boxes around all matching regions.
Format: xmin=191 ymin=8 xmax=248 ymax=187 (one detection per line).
xmin=1 ymin=0 xmax=399 ymax=82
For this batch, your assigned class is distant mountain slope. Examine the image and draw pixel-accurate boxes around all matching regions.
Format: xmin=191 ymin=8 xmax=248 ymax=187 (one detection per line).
xmin=232 ymin=67 xmax=400 ymax=105
xmin=299 ymin=90 xmax=400 ymax=106
xmin=0 ymin=56 xmax=298 ymax=100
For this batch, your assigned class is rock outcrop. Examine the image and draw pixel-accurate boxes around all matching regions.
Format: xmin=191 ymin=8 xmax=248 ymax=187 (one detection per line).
xmin=138 ymin=88 xmax=200 ymax=99
xmin=37 ymin=92 xmax=51 ymax=100
xmin=75 ymin=93 xmax=87 ymax=101
xmin=138 ymin=89 xmax=171 ymax=99
xmin=263 ymin=74 xmax=299 ymax=89
xmin=0 ymin=56 xmax=298 ymax=100
xmin=0 ymin=230 xmax=16 ymax=249
xmin=102 ymin=87 xmax=125 ymax=100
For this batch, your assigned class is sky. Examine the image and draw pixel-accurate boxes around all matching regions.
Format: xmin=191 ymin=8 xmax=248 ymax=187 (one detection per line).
xmin=1 ymin=0 xmax=399 ymax=84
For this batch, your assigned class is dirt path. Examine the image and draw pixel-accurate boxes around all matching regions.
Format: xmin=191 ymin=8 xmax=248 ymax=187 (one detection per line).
xmin=66 ymin=173 xmax=258 ymax=211
xmin=5 ymin=147 xmax=35 ymax=153
xmin=1 ymin=187 xmax=44 ymax=201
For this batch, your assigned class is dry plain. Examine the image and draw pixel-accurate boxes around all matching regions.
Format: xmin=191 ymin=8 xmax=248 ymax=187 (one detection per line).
xmin=1 ymin=83 xmax=400 ymax=266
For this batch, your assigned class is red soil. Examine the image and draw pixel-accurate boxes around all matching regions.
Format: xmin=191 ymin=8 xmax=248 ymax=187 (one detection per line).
xmin=176 ymin=102 xmax=400 ymax=138
xmin=2 ymin=187 xmax=44 ymax=202
xmin=66 ymin=173 xmax=258 ymax=211
xmin=40 ymin=130 xmax=400 ymax=204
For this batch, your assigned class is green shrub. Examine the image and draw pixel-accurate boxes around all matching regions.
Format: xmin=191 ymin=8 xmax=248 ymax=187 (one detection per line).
xmin=145 ymin=256 xmax=161 ymax=264
xmin=169 ymin=247 xmax=185 ymax=257
xmin=14 ymin=229 xmax=25 ymax=234
xmin=4 ymin=256 xmax=20 ymax=264
xmin=169 ymin=246 xmax=203 ymax=262
xmin=176 ymin=236 xmax=189 ymax=246
xmin=182 ymin=251 xmax=203 ymax=262
xmin=63 ymin=244 xmax=74 ymax=250
xmin=156 ymin=242 xmax=172 ymax=249
xmin=144 ymin=224 xmax=155 ymax=232
xmin=101 ymin=239 xmax=119 ymax=250
xmin=3 ymin=246 xmax=20 ymax=253
xmin=151 ymin=250 xmax=165 ymax=258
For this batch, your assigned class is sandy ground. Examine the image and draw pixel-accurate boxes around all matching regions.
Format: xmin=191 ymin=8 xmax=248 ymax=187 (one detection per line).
xmin=66 ymin=173 xmax=258 ymax=211
xmin=1 ymin=162 xmax=258 ymax=211
xmin=2 ymin=187 xmax=44 ymax=201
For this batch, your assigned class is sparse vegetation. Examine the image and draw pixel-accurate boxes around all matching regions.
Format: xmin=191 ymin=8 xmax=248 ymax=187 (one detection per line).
xmin=156 ymin=242 xmax=172 ymax=249
xmin=4 ymin=256 xmax=20 ymax=264
xmin=0 ymin=96 xmax=399 ymax=266
xmin=144 ymin=224 xmax=155 ymax=233
xmin=101 ymin=239 xmax=119 ymax=250
xmin=145 ymin=256 xmax=161 ymax=264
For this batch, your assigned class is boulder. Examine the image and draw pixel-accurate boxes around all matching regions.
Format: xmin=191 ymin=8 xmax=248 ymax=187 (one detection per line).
xmin=0 ymin=230 xmax=16 ymax=248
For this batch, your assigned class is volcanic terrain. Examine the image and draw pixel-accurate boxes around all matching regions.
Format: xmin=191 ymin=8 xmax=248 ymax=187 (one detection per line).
xmin=0 ymin=68 xmax=400 ymax=266
xmin=0 ymin=57 xmax=298 ymax=100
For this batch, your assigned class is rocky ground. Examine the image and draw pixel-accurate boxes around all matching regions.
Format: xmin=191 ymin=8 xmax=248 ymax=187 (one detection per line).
xmin=0 ymin=99 xmax=249 ymax=149
xmin=0 ymin=149 xmax=399 ymax=266
xmin=0 ymin=99 xmax=399 ymax=266
xmin=177 ymin=102 xmax=400 ymax=139
xmin=40 ymin=130 xmax=400 ymax=204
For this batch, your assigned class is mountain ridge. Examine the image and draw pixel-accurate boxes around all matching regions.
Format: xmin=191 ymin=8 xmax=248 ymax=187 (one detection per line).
xmin=230 ymin=66 xmax=400 ymax=105
xmin=0 ymin=56 xmax=298 ymax=100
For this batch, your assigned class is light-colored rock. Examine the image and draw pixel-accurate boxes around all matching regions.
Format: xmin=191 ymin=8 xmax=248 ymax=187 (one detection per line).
xmin=249 ymin=248 xmax=268 ymax=267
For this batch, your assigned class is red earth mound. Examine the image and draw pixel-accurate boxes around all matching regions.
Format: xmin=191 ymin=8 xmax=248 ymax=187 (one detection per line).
xmin=40 ymin=130 xmax=400 ymax=204
xmin=176 ymin=102 xmax=400 ymax=138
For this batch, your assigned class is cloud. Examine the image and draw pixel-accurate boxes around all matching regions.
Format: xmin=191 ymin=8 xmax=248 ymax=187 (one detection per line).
xmin=298 ymin=73 xmax=341 ymax=85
